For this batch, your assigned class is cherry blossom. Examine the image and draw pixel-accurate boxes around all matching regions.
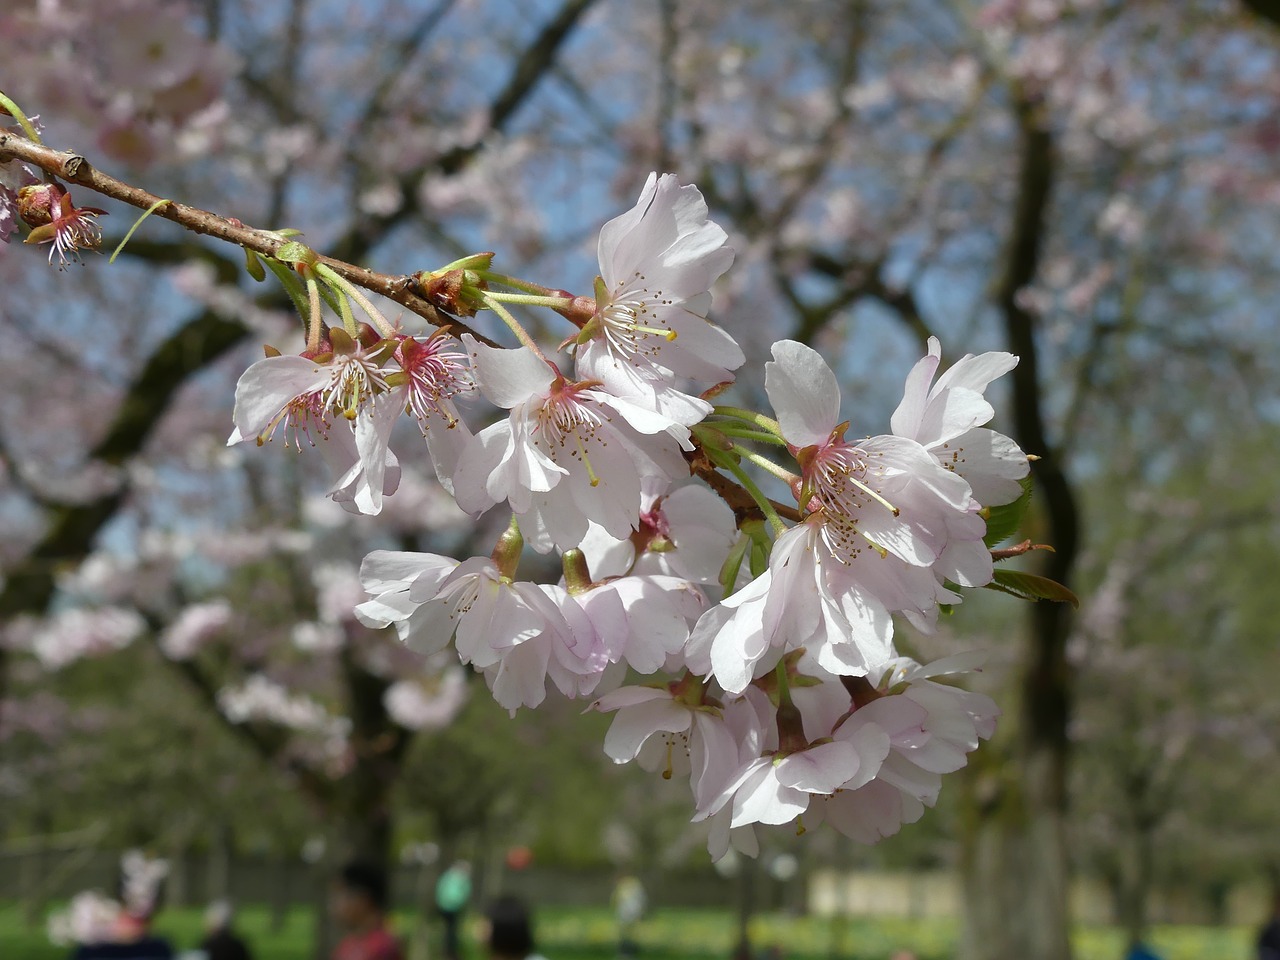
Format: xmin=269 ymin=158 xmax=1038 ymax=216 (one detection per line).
xmin=577 ymin=479 xmax=738 ymax=584
xmin=890 ymin=336 xmax=1030 ymax=507
xmin=19 ymin=183 xmax=107 ymax=268
xmin=766 ymin=340 xmax=977 ymax=568
xmin=452 ymin=335 xmax=695 ymax=551
xmin=574 ymin=173 xmax=740 ymax=422
xmin=228 ymin=334 xmax=403 ymax=515
xmin=589 ymin=683 xmax=741 ymax=812
xmin=356 ymin=550 xmax=608 ymax=714
xmin=158 ymin=600 xmax=232 ymax=661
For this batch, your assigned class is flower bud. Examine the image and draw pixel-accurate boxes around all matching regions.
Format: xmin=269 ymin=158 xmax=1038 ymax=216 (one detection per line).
xmin=17 ymin=182 xmax=63 ymax=228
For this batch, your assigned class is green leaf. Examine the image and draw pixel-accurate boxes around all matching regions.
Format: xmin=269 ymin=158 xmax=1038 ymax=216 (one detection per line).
xmin=244 ymin=249 xmax=266 ymax=282
xmin=274 ymin=241 xmax=316 ymax=265
xmin=983 ymin=474 xmax=1034 ymax=547
xmin=986 ymin=569 xmax=1079 ymax=608
xmin=261 ymin=258 xmax=311 ymax=326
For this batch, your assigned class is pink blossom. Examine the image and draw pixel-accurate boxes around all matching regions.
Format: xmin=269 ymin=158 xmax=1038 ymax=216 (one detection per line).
xmin=383 ymin=669 xmax=468 ymax=731
xmin=575 ymin=173 xmax=739 ymax=422
xmin=452 ymin=336 xmax=693 ymax=551
xmin=159 ymin=600 xmax=232 ymax=660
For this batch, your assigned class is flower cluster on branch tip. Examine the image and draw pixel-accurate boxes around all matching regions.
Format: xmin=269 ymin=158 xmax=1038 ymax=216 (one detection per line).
xmin=0 ymin=97 xmax=1075 ymax=858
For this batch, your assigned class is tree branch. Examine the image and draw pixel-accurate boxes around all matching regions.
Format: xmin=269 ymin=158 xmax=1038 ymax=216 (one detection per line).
xmin=0 ymin=134 xmax=510 ymax=345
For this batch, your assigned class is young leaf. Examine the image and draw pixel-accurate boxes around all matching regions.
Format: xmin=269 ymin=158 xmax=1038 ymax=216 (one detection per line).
xmin=983 ymin=474 xmax=1034 ymax=547
xmin=986 ymin=569 xmax=1079 ymax=608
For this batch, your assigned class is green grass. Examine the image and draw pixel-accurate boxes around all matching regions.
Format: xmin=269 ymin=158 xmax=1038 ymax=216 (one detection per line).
xmin=0 ymin=902 xmax=1251 ymax=960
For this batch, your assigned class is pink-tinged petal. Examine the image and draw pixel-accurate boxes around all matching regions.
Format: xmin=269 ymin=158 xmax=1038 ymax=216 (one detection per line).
xmin=889 ymin=337 xmax=941 ymax=438
xmin=933 ymin=350 xmax=1018 ymax=396
xmin=421 ymin=405 xmax=473 ymax=496
xmin=877 ymin=751 xmax=942 ymax=803
xmin=230 ymin=355 xmax=328 ymax=440
xmin=690 ymin=711 xmax=742 ymax=811
xmin=360 ymin=550 xmax=455 ymax=592
xmin=594 ymin=391 xmax=698 ymax=446
xmin=462 ymin=335 xmax=555 ymax=409
xmin=840 ymin=696 xmax=928 ymax=742
xmin=602 ymin=698 xmax=692 ymax=761
xmin=451 ymin=420 xmax=511 ymax=516
xmin=346 ymin=393 xmax=404 ymax=515
xmin=591 ymin=685 xmax=673 ymax=712
xmin=775 ymin=740 xmax=862 ymax=794
xmin=486 ymin=635 xmax=552 ymax=714
xmin=821 ymin=780 xmax=906 ymax=843
xmin=940 ymin=427 xmax=1028 ymax=506
xmin=353 ymin=591 xmax=419 ymax=631
xmin=730 ymin=761 xmax=810 ymax=827
xmin=915 ymin=386 xmax=993 ymax=447
xmin=765 ymin=340 xmax=840 ymax=447
xmin=841 ymin=723 xmax=892 ymax=791
xmin=597 ymin=173 xmax=659 ymax=288
xmin=895 ymin=651 xmax=989 ymax=681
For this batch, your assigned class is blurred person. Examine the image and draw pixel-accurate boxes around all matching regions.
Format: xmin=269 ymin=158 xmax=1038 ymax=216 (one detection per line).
xmin=331 ymin=860 xmax=403 ymax=960
xmin=435 ymin=860 xmax=472 ymax=960
xmin=1124 ymin=942 xmax=1163 ymax=960
xmin=72 ymin=851 xmax=174 ymax=960
xmin=198 ymin=901 xmax=252 ymax=960
xmin=611 ymin=875 xmax=645 ymax=958
xmin=483 ymin=896 xmax=546 ymax=960
xmin=1260 ymin=890 xmax=1280 ymax=960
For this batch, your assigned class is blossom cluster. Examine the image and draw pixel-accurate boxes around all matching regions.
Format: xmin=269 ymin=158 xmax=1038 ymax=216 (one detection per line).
xmin=229 ymin=173 xmax=1029 ymax=855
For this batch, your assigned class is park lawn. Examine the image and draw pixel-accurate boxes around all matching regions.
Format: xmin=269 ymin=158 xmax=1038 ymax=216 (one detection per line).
xmin=0 ymin=902 xmax=1251 ymax=960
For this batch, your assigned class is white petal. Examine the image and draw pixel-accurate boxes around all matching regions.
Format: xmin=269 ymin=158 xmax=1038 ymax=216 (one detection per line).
xmin=602 ymin=698 xmax=691 ymax=761
xmin=765 ymin=340 xmax=839 ymax=447
xmin=462 ymin=335 xmax=555 ymax=409
xmin=230 ymin=355 xmax=328 ymax=439
xmin=888 ymin=337 xmax=941 ymax=438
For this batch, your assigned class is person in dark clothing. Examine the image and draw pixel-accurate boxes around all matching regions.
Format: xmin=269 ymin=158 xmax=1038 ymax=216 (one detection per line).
xmin=330 ymin=860 xmax=403 ymax=960
xmin=484 ymin=896 xmax=546 ymax=960
xmin=199 ymin=901 xmax=252 ymax=960
xmin=1260 ymin=891 xmax=1280 ymax=960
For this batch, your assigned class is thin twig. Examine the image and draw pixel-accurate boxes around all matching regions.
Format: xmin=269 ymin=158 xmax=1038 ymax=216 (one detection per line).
xmin=0 ymin=132 xmax=499 ymax=346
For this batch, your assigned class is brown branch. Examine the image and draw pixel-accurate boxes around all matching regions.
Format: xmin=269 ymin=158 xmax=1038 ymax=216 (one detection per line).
xmin=684 ymin=446 xmax=803 ymax=528
xmin=0 ymin=133 xmax=499 ymax=345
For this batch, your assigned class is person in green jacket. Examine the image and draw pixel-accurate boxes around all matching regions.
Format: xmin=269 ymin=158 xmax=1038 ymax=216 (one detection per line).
xmin=435 ymin=861 xmax=472 ymax=960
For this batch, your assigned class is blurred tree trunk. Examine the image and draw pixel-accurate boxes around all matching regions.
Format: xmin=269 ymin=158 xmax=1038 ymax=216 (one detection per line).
xmin=959 ymin=92 xmax=1079 ymax=960
xmin=1117 ymin=823 xmax=1155 ymax=948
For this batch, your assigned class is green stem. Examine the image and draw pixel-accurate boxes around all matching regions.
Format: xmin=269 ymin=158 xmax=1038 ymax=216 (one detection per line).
xmin=109 ymin=198 xmax=172 ymax=264
xmin=482 ymin=293 xmax=554 ymax=365
xmin=713 ymin=406 xmax=783 ymax=436
xmin=715 ymin=424 xmax=788 ymax=446
xmin=315 ymin=263 xmax=397 ymax=338
xmin=718 ymin=532 xmax=751 ymax=596
xmin=476 ymin=270 xmax=560 ymax=296
xmin=484 ymin=291 xmax=575 ymax=309
xmin=305 ymin=274 xmax=323 ymax=352
xmin=775 ymin=659 xmax=794 ymax=709
xmin=0 ymin=91 xmax=41 ymax=144
xmin=712 ymin=451 xmax=787 ymax=536
xmin=739 ymin=449 xmax=800 ymax=486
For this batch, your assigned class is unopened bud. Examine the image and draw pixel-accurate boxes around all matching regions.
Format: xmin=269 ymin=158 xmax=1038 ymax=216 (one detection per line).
xmin=490 ymin=515 xmax=524 ymax=580
xmin=17 ymin=182 xmax=63 ymax=228
xmin=561 ymin=549 xmax=594 ymax=594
